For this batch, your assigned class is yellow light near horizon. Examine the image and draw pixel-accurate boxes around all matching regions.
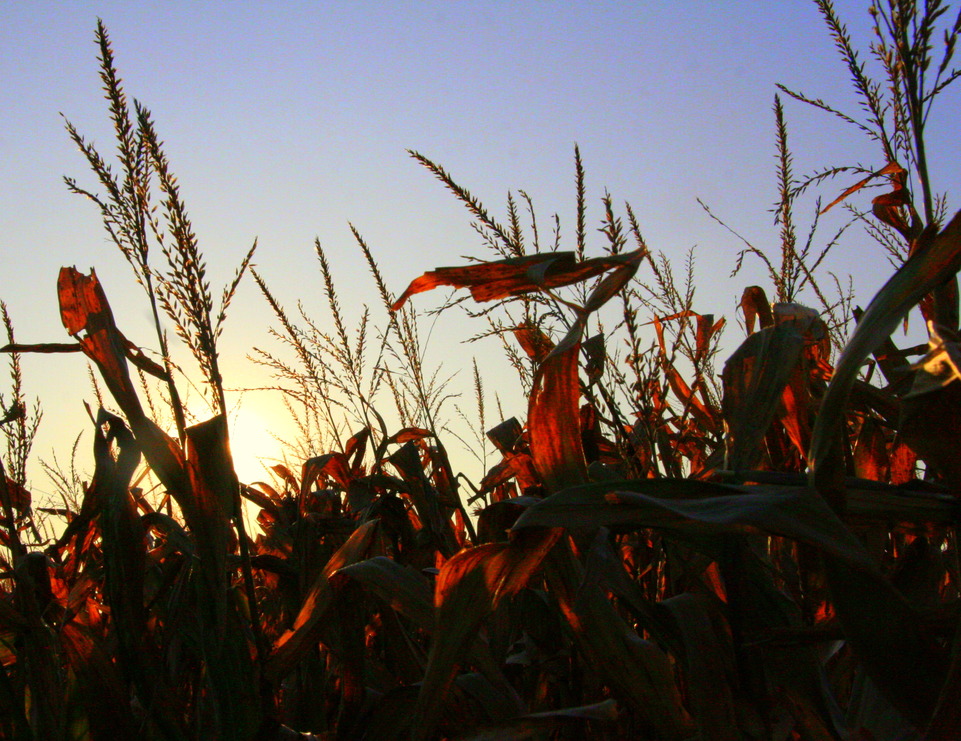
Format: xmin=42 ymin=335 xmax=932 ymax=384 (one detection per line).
xmin=227 ymin=409 xmax=282 ymax=485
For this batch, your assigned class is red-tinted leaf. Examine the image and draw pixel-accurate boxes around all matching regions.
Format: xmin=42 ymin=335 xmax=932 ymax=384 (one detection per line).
xmin=663 ymin=357 xmax=719 ymax=435
xmin=267 ymin=519 xmax=382 ymax=683
xmin=741 ymin=286 xmax=774 ymax=334
xmin=889 ymin=440 xmax=918 ymax=485
xmin=512 ymin=321 xmax=554 ymax=363
xmin=0 ymin=342 xmax=82 ymax=354
xmin=821 ymin=162 xmax=904 ymax=216
xmin=301 ymin=452 xmax=352 ymax=495
xmin=853 ymin=417 xmax=889 ymax=482
xmin=412 ymin=527 xmax=563 ymax=741
xmin=56 ymin=268 xmax=189 ymax=496
xmin=58 ymin=267 xmax=144 ymax=419
xmin=528 ymin=343 xmax=587 ymax=492
xmin=270 ymin=463 xmax=299 ymax=492
xmin=391 ymin=249 xmax=644 ymax=310
xmin=388 ymin=427 xmax=434 ymax=445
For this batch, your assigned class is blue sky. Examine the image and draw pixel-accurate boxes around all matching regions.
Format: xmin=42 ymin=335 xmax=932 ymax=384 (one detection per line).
xmin=1 ymin=2 xmax=959 ymax=489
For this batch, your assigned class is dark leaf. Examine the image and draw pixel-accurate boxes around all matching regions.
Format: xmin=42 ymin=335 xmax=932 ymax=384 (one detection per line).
xmin=412 ymin=527 xmax=563 ymax=741
xmin=267 ymin=519 xmax=382 ymax=682
xmin=453 ymin=699 xmax=618 ymax=741
xmin=810 ymin=209 xmax=961 ymax=475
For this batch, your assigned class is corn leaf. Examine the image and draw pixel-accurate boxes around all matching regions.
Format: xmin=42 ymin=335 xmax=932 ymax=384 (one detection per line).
xmin=391 ymin=248 xmax=644 ymax=310
xmin=267 ymin=519 xmax=383 ymax=683
xmin=810 ymin=208 xmax=961 ymax=473
xmin=453 ymin=699 xmax=618 ymax=741
xmin=545 ymin=543 xmax=695 ymax=738
xmin=411 ymin=526 xmax=563 ymax=741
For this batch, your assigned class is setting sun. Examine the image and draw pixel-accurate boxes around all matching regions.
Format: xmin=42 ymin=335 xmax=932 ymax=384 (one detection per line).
xmin=227 ymin=407 xmax=284 ymax=485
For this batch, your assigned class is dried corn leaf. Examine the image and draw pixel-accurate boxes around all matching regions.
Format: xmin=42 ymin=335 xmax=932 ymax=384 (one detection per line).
xmin=59 ymin=623 xmax=142 ymax=738
xmin=545 ymin=543 xmax=695 ymax=738
xmin=722 ymin=320 xmax=808 ymax=471
xmin=267 ymin=519 xmax=382 ymax=682
xmin=528 ymin=340 xmax=587 ymax=493
xmin=659 ymin=592 xmax=740 ymax=740
xmin=391 ymin=248 xmax=644 ymax=310
xmin=512 ymin=321 xmax=554 ymax=363
xmin=411 ymin=526 xmax=563 ymax=741
xmin=56 ymin=268 xmax=189 ymax=495
xmin=741 ymin=286 xmax=774 ymax=334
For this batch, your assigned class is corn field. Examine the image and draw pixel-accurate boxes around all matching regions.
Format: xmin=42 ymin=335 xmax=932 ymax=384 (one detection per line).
xmin=2 ymin=2 xmax=961 ymax=739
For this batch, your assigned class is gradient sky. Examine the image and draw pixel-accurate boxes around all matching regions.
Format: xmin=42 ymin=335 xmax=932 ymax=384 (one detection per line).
xmin=2 ymin=2 xmax=959 ymax=491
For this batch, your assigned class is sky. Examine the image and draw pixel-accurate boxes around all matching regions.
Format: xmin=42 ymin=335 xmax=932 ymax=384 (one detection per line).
xmin=1 ymin=1 xmax=960 ymax=496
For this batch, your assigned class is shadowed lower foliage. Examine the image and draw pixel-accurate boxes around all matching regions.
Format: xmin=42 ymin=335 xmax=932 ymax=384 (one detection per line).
xmin=3 ymin=3 xmax=961 ymax=740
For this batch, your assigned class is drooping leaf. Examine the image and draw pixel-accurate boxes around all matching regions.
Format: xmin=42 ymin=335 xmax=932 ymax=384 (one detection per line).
xmin=545 ymin=542 xmax=695 ymax=739
xmin=659 ymin=592 xmax=740 ymax=740
xmin=820 ymin=162 xmax=905 ymax=218
xmin=486 ymin=418 xmax=524 ymax=454
xmin=821 ymin=554 xmax=946 ymax=729
xmin=513 ymin=479 xmax=877 ymax=572
xmin=722 ymin=308 xmax=825 ymax=471
xmin=389 ymin=441 xmax=459 ymax=556
xmin=331 ymin=556 xmax=434 ymax=629
xmin=300 ymin=452 xmax=352 ymax=496
xmin=332 ymin=556 xmax=522 ymax=711
xmin=387 ymin=426 xmax=434 ymax=445
xmin=59 ymin=622 xmax=145 ymax=739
